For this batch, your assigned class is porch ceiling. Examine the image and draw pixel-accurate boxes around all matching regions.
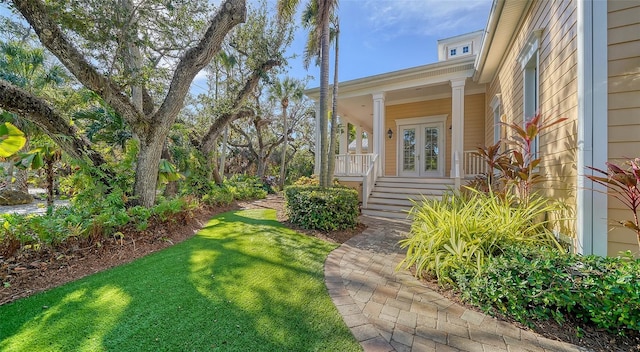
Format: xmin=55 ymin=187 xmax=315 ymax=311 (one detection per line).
xmin=336 ymin=80 xmax=485 ymax=132
xmin=305 ymin=55 xmax=486 ymax=132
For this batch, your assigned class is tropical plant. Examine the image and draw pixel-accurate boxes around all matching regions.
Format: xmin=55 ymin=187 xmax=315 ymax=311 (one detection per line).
xmin=469 ymin=114 xmax=567 ymax=202
xmin=15 ymin=143 xmax=61 ymax=213
xmin=269 ymin=77 xmax=305 ymax=187
xmin=280 ymin=0 xmax=338 ymax=187
xmin=1 ymin=0 xmax=246 ymax=207
xmin=399 ymin=188 xmax=563 ymax=284
xmin=0 ymin=122 xmax=26 ymax=158
xmin=586 ymin=158 xmax=640 ymax=252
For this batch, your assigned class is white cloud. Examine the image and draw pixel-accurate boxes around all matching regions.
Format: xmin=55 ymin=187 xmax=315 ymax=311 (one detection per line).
xmin=360 ymin=0 xmax=491 ymax=38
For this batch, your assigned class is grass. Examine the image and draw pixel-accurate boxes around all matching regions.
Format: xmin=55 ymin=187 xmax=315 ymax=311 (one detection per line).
xmin=0 ymin=209 xmax=361 ymax=352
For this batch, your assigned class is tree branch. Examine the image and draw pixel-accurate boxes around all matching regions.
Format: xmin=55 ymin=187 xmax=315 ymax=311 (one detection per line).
xmin=11 ymin=0 xmax=145 ymax=127
xmin=200 ymin=58 xmax=280 ymax=154
xmin=0 ymin=79 xmax=108 ymax=169
xmin=152 ymin=0 xmax=246 ymax=128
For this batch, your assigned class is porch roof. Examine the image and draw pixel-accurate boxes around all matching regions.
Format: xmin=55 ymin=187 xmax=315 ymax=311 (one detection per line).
xmin=304 ymin=56 xmax=484 ymax=132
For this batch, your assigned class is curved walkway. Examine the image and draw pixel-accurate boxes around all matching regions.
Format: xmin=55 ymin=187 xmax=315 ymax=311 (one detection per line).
xmin=324 ymin=216 xmax=589 ymax=352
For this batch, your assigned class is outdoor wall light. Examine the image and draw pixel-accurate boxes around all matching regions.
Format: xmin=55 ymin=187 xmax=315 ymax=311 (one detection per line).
xmin=387 ymin=128 xmax=393 ymax=139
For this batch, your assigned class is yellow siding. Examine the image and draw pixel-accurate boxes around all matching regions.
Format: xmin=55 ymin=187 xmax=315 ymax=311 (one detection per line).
xmin=464 ymin=94 xmax=486 ymax=153
xmin=607 ymin=0 xmax=640 ymax=255
xmin=486 ymin=0 xmax=579 ymax=241
xmin=383 ymin=94 xmax=485 ymax=177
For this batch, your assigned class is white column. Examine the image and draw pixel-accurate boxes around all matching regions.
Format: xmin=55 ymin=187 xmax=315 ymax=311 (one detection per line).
xmin=372 ymin=92 xmax=386 ymax=175
xmin=314 ymin=101 xmax=321 ymax=175
xmin=355 ymin=125 xmax=363 ymax=154
xmin=450 ymin=78 xmax=466 ymax=187
xmin=339 ymin=119 xmax=349 ymax=155
xmin=577 ymin=0 xmax=608 ymax=255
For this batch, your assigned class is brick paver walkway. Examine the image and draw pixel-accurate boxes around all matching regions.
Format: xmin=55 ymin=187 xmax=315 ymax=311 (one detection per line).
xmin=324 ymin=216 xmax=590 ymax=352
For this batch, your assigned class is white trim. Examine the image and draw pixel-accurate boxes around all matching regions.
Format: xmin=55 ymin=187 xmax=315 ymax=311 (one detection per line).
xmin=491 ymin=94 xmax=502 ymax=145
xmin=395 ymin=114 xmax=448 ymax=127
xmin=397 ymin=122 xmax=446 ymax=178
xmin=518 ymin=29 xmax=543 ymax=70
xmin=450 ymin=78 xmax=466 ymax=180
xmin=372 ymin=92 xmax=386 ymax=176
xmin=385 ymin=86 xmax=486 ymax=106
xmin=577 ymin=0 xmax=608 ymax=256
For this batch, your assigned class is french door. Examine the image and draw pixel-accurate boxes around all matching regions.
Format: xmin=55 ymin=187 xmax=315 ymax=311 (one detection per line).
xmin=399 ymin=122 xmax=444 ymax=177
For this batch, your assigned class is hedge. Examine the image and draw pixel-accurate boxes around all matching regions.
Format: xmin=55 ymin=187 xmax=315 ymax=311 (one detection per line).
xmin=284 ymin=185 xmax=358 ymax=231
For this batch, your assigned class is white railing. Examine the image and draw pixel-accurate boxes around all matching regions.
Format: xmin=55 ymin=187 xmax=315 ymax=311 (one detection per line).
xmin=463 ymin=150 xmax=489 ymax=176
xmin=334 ymin=153 xmax=375 ymax=176
xmin=361 ymin=154 xmax=379 ymax=208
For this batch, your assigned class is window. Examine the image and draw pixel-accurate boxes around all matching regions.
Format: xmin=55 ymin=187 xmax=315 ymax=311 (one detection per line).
xmin=462 ymin=46 xmax=469 ymax=54
xmin=450 ymin=48 xmax=456 ymax=56
xmin=523 ymin=52 xmax=539 ymax=158
xmin=490 ymin=94 xmax=502 ymax=145
xmin=519 ymin=30 xmax=542 ymax=159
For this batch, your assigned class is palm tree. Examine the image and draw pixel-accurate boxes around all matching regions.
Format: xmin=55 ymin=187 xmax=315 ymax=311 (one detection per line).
xmin=279 ymin=0 xmax=338 ymax=187
xmin=326 ymin=16 xmax=340 ymax=184
xmin=0 ymin=41 xmax=67 ymax=192
xmin=269 ymin=77 xmax=304 ymax=188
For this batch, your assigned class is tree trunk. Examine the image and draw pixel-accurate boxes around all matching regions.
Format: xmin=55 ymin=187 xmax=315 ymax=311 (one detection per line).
xmin=327 ymin=20 xmax=339 ymax=184
xmin=256 ymin=151 xmax=267 ymax=178
xmin=279 ymin=103 xmax=288 ymax=188
xmin=14 ymin=137 xmax=30 ymax=192
xmin=133 ymin=135 xmax=165 ymax=207
xmin=219 ymin=126 xmax=229 ymax=178
xmin=318 ymin=7 xmax=330 ymax=187
xmin=161 ymin=143 xmax=178 ymax=198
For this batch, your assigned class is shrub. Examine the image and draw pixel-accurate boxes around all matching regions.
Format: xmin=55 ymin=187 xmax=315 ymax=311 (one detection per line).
xmin=587 ymin=158 xmax=640 ymax=252
xmin=153 ymin=198 xmax=187 ymax=222
xmin=454 ymin=246 xmax=640 ymax=333
xmin=128 ymin=206 xmax=152 ymax=231
xmin=293 ymin=175 xmax=319 ymax=186
xmin=284 ymin=185 xmax=358 ymax=231
xmin=202 ymin=186 xmax=234 ymax=206
xmin=398 ymin=188 xmax=562 ymax=283
xmin=224 ymin=175 xmax=268 ymax=200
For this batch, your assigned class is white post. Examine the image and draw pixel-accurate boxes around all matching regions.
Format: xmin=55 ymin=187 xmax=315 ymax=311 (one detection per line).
xmin=355 ymin=125 xmax=363 ymax=154
xmin=372 ymin=92 xmax=386 ymax=176
xmin=450 ymin=78 xmax=466 ymax=185
xmin=314 ymin=101 xmax=321 ymax=175
xmin=577 ymin=0 xmax=608 ymax=255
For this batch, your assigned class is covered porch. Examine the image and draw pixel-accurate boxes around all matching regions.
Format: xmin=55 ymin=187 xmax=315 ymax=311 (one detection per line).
xmin=306 ymin=56 xmax=488 ymax=209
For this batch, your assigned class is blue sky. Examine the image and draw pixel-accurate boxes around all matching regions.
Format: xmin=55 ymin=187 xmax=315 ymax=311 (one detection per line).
xmin=1 ymin=0 xmax=493 ymax=92
xmin=285 ymin=0 xmax=493 ymax=88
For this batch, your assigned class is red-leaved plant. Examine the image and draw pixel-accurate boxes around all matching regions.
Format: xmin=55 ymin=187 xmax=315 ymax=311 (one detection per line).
xmin=470 ymin=114 xmax=567 ymax=203
xmin=587 ymin=159 xmax=640 ymax=252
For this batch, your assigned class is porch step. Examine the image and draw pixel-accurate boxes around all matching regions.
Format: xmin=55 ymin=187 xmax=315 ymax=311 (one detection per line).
xmin=362 ymin=177 xmax=452 ymax=220
xmin=362 ymin=208 xmax=410 ymax=219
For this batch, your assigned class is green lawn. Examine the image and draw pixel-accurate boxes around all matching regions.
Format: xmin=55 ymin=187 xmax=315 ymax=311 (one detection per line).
xmin=0 ymin=209 xmax=361 ymax=352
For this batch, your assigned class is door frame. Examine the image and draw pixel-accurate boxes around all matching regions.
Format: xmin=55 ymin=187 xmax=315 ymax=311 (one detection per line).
xmin=396 ymin=115 xmax=448 ymax=177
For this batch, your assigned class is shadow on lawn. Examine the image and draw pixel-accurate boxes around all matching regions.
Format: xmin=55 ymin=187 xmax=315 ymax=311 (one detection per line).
xmin=0 ymin=209 xmax=359 ymax=352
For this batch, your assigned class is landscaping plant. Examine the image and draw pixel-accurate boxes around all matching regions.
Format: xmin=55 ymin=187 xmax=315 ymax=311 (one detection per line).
xmin=399 ymin=188 xmax=563 ymax=283
xmin=284 ymin=185 xmax=358 ymax=231
xmin=454 ymin=245 xmax=640 ymax=334
xmin=469 ymin=114 xmax=567 ymax=202
xmin=587 ymin=158 xmax=640 ymax=252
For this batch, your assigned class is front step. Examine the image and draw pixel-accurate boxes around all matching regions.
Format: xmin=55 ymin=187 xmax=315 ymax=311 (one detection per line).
xmin=362 ymin=177 xmax=452 ymax=219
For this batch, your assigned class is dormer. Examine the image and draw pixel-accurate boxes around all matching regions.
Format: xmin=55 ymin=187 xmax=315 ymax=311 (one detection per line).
xmin=437 ymin=30 xmax=484 ymax=61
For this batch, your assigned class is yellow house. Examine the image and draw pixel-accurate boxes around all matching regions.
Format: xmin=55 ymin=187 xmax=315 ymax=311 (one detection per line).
xmin=305 ymin=0 xmax=640 ymax=256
